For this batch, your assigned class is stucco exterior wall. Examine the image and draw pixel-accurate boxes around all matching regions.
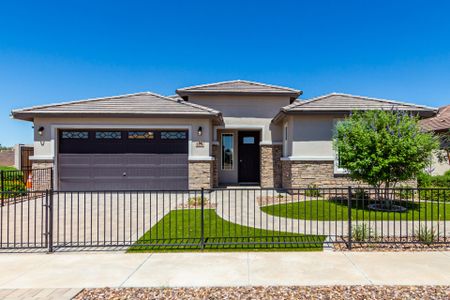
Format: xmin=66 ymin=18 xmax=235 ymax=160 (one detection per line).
xmin=291 ymin=114 xmax=342 ymax=159
xmin=32 ymin=116 xmax=213 ymax=161
xmin=188 ymin=94 xmax=289 ymax=143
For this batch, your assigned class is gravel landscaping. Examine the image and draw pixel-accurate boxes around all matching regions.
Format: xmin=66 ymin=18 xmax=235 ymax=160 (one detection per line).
xmin=74 ymin=286 xmax=450 ymax=299
xmin=333 ymin=237 xmax=450 ymax=251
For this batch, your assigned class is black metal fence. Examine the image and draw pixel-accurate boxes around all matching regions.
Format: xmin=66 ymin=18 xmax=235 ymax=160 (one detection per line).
xmin=0 ymin=187 xmax=448 ymax=252
xmin=0 ymin=168 xmax=53 ymax=201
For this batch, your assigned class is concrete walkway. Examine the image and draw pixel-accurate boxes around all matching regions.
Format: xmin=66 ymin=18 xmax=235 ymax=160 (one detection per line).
xmin=0 ymin=251 xmax=448 ymax=292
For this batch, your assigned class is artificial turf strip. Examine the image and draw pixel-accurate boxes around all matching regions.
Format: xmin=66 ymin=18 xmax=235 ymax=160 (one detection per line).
xmin=260 ymin=200 xmax=450 ymax=221
xmin=128 ymin=209 xmax=325 ymax=252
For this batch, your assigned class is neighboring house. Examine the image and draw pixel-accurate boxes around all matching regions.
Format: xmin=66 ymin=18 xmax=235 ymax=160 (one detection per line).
xmin=11 ymin=80 xmax=436 ymax=191
xmin=420 ymin=105 xmax=450 ymax=175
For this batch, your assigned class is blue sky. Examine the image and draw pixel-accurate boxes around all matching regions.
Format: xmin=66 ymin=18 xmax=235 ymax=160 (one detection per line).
xmin=1 ymin=0 xmax=449 ymax=146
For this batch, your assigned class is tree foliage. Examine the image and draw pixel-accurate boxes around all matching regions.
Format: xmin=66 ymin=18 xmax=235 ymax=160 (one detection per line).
xmin=333 ymin=110 xmax=439 ymax=189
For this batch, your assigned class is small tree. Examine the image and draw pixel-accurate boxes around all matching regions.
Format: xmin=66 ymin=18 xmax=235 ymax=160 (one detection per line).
xmin=334 ymin=110 xmax=439 ymax=203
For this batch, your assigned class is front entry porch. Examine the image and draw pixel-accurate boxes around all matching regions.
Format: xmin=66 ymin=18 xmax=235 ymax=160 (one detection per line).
xmin=216 ymin=129 xmax=261 ymax=186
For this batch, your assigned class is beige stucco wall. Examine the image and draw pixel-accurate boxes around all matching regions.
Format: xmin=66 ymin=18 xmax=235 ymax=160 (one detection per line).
xmin=289 ymin=114 xmax=343 ymax=159
xmin=188 ymin=94 xmax=290 ymax=143
xmin=32 ymin=116 xmax=213 ymax=160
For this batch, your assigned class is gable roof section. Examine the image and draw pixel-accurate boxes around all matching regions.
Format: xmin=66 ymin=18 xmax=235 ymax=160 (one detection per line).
xmin=420 ymin=105 xmax=450 ymax=132
xmin=12 ymin=92 xmax=222 ymax=122
xmin=273 ymin=93 xmax=437 ymax=123
xmin=176 ymin=80 xmax=302 ymax=97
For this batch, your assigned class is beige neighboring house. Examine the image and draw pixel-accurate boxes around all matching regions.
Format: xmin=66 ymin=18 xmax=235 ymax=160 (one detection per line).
xmin=420 ymin=105 xmax=450 ymax=175
xmin=11 ymin=80 xmax=436 ymax=191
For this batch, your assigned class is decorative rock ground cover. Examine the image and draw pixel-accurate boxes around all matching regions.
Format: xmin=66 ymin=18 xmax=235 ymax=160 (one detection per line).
xmin=74 ymin=286 xmax=450 ymax=300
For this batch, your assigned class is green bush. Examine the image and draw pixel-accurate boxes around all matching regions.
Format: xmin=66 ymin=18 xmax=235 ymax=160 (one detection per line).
xmin=418 ymin=189 xmax=450 ymax=202
xmin=395 ymin=185 xmax=415 ymax=199
xmin=2 ymin=180 xmax=27 ymax=192
xmin=418 ymin=171 xmax=450 ymax=188
xmin=351 ymin=188 xmax=370 ymax=200
xmin=187 ymin=196 xmax=209 ymax=206
xmin=415 ymin=226 xmax=437 ymax=245
xmin=305 ymin=184 xmax=321 ymax=197
xmin=352 ymin=224 xmax=374 ymax=242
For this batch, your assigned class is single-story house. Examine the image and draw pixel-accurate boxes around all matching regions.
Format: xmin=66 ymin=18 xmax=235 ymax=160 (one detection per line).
xmin=420 ymin=104 xmax=450 ymax=175
xmin=11 ymin=80 xmax=436 ymax=191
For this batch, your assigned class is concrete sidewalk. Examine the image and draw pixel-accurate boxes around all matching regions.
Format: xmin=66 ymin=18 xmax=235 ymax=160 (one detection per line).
xmin=0 ymin=251 xmax=449 ymax=290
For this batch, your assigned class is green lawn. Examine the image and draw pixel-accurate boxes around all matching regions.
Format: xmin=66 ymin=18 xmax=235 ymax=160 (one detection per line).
xmin=260 ymin=199 xmax=450 ymax=221
xmin=0 ymin=166 xmax=17 ymax=171
xmin=128 ymin=209 xmax=325 ymax=252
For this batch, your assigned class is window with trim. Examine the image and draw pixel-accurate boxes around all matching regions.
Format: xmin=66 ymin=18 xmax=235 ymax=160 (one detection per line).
xmin=333 ymin=119 xmax=348 ymax=174
xmin=283 ymin=124 xmax=288 ymax=157
xmin=96 ymin=131 xmax=121 ymax=139
xmin=221 ymin=133 xmax=234 ymax=170
xmin=128 ymin=131 xmax=154 ymax=139
xmin=61 ymin=131 xmax=88 ymax=139
xmin=161 ymin=131 xmax=186 ymax=140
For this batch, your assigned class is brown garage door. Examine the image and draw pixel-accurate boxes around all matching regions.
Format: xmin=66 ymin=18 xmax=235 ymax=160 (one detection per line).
xmin=58 ymin=129 xmax=188 ymax=191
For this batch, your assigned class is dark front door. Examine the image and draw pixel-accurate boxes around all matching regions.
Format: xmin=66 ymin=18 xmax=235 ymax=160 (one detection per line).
xmin=238 ymin=131 xmax=260 ymax=183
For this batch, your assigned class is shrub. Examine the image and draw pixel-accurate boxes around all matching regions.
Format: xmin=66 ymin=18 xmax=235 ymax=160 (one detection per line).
xmin=2 ymin=180 xmax=26 ymax=192
xmin=395 ymin=185 xmax=415 ymax=199
xmin=418 ymin=189 xmax=450 ymax=202
xmin=351 ymin=188 xmax=370 ymax=200
xmin=352 ymin=224 xmax=373 ymax=242
xmin=187 ymin=196 xmax=208 ymax=206
xmin=415 ymin=226 xmax=437 ymax=245
xmin=305 ymin=184 xmax=321 ymax=197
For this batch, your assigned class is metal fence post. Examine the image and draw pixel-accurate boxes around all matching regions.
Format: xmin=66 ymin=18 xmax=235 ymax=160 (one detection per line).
xmin=50 ymin=168 xmax=54 ymax=190
xmin=47 ymin=189 xmax=54 ymax=253
xmin=1 ymin=170 xmax=4 ymax=206
xmin=347 ymin=186 xmax=352 ymax=250
xmin=200 ymin=188 xmax=205 ymax=250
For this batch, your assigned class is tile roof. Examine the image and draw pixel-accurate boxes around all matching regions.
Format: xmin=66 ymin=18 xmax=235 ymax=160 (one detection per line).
xmin=12 ymin=92 xmax=222 ymax=121
xmin=420 ymin=105 xmax=450 ymax=132
xmin=176 ymin=80 xmax=302 ymax=96
xmin=282 ymin=93 xmax=436 ymax=113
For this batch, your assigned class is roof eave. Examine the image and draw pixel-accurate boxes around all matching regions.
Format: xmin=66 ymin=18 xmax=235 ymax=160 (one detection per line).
xmin=11 ymin=111 xmax=221 ymax=122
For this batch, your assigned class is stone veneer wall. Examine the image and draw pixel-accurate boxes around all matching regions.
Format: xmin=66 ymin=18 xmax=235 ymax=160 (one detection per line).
xmin=212 ymin=144 xmax=219 ymax=188
xmin=31 ymin=160 xmax=54 ymax=190
xmin=282 ymin=160 xmax=417 ymax=189
xmin=260 ymin=145 xmax=282 ymax=188
xmin=189 ymin=160 xmax=213 ymax=190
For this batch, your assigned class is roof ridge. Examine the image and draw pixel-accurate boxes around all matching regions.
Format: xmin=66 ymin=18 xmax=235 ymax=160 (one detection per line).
xmin=177 ymin=79 xmax=301 ymax=93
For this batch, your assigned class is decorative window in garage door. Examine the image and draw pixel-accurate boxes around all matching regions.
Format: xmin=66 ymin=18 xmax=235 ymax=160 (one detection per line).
xmin=95 ymin=131 xmax=122 ymax=139
xmin=128 ymin=131 xmax=154 ymax=139
xmin=161 ymin=131 xmax=187 ymax=140
xmin=61 ymin=131 xmax=88 ymax=139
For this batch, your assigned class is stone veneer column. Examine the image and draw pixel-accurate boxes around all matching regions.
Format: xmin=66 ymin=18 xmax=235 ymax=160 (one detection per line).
xmin=260 ymin=144 xmax=282 ymax=188
xmin=188 ymin=160 xmax=213 ymax=190
xmin=31 ymin=160 xmax=54 ymax=190
xmin=211 ymin=144 xmax=219 ymax=188
xmin=281 ymin=160 xmax=292 ymax=189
